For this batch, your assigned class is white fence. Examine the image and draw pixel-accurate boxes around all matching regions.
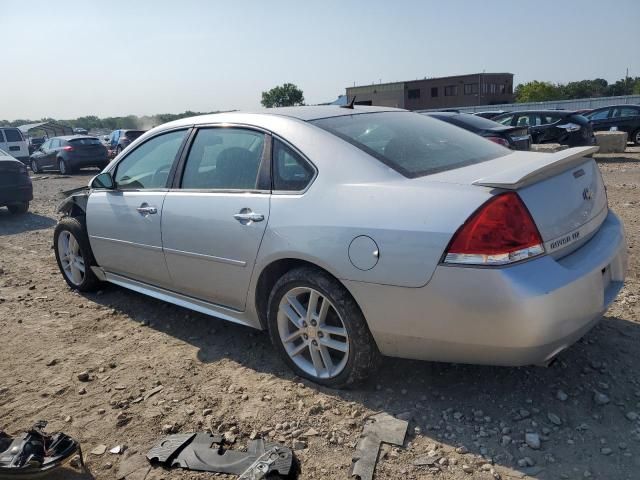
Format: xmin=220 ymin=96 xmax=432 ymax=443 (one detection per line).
xmin=418 ymin=95 xmax=640 ymax=113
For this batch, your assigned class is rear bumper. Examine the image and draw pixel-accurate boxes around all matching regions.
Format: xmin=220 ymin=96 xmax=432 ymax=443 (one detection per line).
xmin=0 ymin=183 xmax=33 ymax=205
xmin=344 ymin=210 xmax=627 ymax=366
xmin=67 ymin=154 xmax=109 ymax=168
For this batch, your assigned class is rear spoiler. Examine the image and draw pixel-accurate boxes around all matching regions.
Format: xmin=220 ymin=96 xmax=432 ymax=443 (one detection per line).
xmin=472 ymin=146 xmax=599 ymax=190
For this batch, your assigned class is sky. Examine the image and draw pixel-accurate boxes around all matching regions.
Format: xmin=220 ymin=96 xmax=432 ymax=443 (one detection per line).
xmin=3 ymin=0 xmax=639 ymax=120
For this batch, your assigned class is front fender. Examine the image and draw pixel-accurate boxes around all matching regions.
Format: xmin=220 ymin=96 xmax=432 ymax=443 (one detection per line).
xmin=56 ymin=188 xmax=90 ymax=217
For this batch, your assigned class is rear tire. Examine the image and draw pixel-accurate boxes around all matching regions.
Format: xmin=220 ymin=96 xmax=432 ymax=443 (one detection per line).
xmin=7 ymin=202 xmax=29 ymax=214
xmin=266 ymin=266 xmax=380 ymax=388
xmin=30 ymin=159 xmax=40 ymax=173
xmin=58 ymin=158 xmax=71 ymax=175
xmin=54 ymin=217 xmax=101 ymax=292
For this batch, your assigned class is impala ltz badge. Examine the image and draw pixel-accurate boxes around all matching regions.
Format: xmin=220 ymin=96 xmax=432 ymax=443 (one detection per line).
xmin=582 ymin=187 xmax=593 ymax=200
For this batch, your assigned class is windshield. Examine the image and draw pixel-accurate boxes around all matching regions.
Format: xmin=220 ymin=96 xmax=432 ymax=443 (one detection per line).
xmin=311 ymin=111 xmax=508 ymax=178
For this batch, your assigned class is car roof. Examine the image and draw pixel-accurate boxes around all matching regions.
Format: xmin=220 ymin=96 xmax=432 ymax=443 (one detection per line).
xmin=169 ymin=106 xmax=405 ymax=126
xmin=502 ymin=110 xmax=578 ymax=115
xmin=591 ymin=104 xmax=640 ymax=110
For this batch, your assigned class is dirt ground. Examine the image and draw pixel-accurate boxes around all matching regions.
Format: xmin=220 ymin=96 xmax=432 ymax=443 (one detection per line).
xmin=1 ymin=150 xmax=639 ymax=480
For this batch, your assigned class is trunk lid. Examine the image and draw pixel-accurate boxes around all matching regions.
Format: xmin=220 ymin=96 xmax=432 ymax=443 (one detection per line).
xmin=428 ymin=146 xmax=607 ymax=258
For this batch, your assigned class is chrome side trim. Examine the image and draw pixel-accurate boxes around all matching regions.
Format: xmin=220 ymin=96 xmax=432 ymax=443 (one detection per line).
xmin=103 ymin=272 xmax=258 ymax=328
xmin=89 ymin=235 xmax=163 ymax=252
xmin=163 ymin=247 xmax=247 ymax=267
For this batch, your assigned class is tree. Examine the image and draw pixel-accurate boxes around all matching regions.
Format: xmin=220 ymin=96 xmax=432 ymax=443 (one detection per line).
xmin=514 ymin=81 xmax=561 ymax=102
xmin=261 ymin=83 xmax=304 ymax=108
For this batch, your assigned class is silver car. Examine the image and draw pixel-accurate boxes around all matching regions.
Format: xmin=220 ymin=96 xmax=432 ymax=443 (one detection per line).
xmin=53 ymin=106 xmax=627 ymax=388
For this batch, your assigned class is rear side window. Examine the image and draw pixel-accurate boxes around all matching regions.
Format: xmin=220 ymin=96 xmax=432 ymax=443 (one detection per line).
xmin=613 ymin=107 xmax=640 ymax=118
xmin=311 ymin=112 xmax=507 ymax=178
xmin=69 ymin=137 xmax=102 ymax=145
xmin=3 ymin=129 xmax=23 ymax=142
xmin=181 ymin=128 xmax=265 ymax=190
xmin=272 ymin=139 xmax=315 ymax=191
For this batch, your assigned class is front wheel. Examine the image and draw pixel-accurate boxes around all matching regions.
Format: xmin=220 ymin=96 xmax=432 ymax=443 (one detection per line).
xmin=54 ymin=217 xmax=101 ymax=291
xmin=267 ymin=266 xmax=379 ymax=388
xmin=632 ymin=129 xmax=640 ymax=146
xmin=30 ymin=159 xmax=40 ymax=173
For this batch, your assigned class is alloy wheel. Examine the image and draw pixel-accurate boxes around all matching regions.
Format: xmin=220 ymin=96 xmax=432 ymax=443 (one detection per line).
xmin=57 ymin=231 xmax=85 ymax=286
xmin=277 ymin=287 xmax=350 ymax=379
xmin=59 ymin=159 xmax=67 ymax=174
xmin=31 ymin=160 xmax=39 ymax=173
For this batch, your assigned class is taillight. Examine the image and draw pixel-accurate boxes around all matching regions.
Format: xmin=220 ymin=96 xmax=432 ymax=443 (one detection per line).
xmin=63 ymin=146 xmax=74 ymax=151
xmin=444 ymin=192 xmax=544 ymax=265
xmin=486 ymin=136 xmax=510 ymax=148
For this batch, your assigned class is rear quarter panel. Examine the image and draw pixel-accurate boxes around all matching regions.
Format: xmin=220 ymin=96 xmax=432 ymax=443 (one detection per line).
xmin=259 ymin=177 xmax=493 ymax=288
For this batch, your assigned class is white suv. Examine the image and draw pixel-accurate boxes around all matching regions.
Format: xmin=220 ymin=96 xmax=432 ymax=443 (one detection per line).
xmin=0 ymin=127 xmax=29 ymax=164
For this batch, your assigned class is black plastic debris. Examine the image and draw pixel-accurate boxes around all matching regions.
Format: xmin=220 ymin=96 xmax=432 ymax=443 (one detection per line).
xmin=350 ymin=413 xmax=408 ymax=480
xmin=147 ymin=432 xmax=294 ymax=479
xmin=0 ymin=420 xmax=83 ymax=478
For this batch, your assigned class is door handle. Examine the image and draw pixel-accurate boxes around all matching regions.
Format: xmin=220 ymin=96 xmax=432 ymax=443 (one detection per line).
xmin=233 ymin=208 xmax=264 ymax=224
xmin=136 ymin=203 xmax=157 ymax=216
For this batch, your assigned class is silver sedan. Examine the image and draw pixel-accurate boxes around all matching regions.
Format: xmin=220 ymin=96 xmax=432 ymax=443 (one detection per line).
xmin=53 ymin=106 xmax=627 ymax=388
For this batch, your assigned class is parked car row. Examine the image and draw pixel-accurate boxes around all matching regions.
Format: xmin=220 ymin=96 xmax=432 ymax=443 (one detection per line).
xmin=492 ymin=110 xmax=595 ymax=147
xmin=29 ymin=135 xmax=110 ymax=174
xmin=446 ymin=104 xmax=640 ymax=148
xmin=423 ymin=112 xmax=531 ymax=150
xmin=18 ymin=128 xmax=147 ymax=175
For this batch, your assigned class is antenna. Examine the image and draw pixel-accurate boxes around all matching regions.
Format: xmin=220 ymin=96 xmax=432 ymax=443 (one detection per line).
xmin=341 ymin=96 xmax=356 ymax=109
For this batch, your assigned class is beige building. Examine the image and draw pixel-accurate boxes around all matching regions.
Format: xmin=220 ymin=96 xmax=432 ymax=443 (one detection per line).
xmin=346 ymin=73 xmax=514 ymax=110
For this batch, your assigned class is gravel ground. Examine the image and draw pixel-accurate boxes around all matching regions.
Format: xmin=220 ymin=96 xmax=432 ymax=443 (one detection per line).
xmin=0 ymin=150 xmax=639 ymax=480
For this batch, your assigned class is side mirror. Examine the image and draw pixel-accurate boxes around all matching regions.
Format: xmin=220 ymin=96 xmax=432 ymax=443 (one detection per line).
xmin=91 ymin=172 xmax=115 ymax=190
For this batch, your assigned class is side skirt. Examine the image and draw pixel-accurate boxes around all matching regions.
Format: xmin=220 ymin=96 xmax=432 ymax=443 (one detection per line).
xmin=99 ymin=270 xmax=260 ymax=330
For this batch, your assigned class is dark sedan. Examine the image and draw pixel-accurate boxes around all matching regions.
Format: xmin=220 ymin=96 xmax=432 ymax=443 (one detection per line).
xmin=423 ymin=111 xmax=531 ymax=150
xmin=0 ymin=149 xmax=32 ymax=214
xmin=585 ymin=104 xmax=640 ymax=145
xmin=492 ymin=110 xmax=595 ymax=147
xmin=30 ymin=135 xmax=109 ymax=174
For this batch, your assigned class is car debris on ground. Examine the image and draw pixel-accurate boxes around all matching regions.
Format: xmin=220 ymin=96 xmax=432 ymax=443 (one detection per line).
xmin=147 ymin=432 xmax=295 ymax=479
xmin=0 ymin=420 xmax=84 ymax=478
xmin=350 ymin=413 xmax=408 ymax=480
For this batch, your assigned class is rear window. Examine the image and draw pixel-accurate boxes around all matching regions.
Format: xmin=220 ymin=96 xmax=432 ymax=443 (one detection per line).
xmin=3 ymin=129 xmax=23 ymax=142
xmin=311 ymin=112 xmax=508 ymax=178
xmin=69 ymin=137 xmax=102 ymax=145
xmin=125 ymin=130 xmax=145 ymax=140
